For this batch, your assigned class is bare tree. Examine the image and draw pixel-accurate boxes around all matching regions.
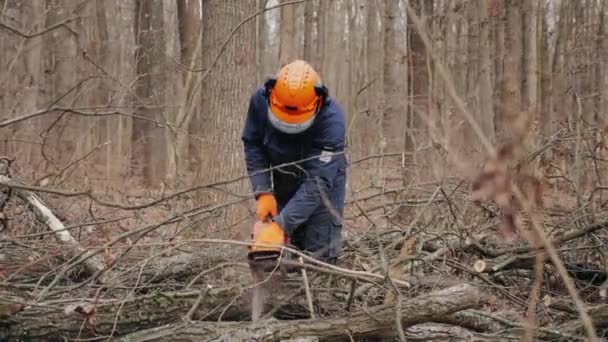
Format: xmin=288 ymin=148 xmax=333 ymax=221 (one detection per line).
xmin=500 ymin=0 xmax=523 ymax=143
xmin=279 ymin=0 xmax=298 ymax=66
xmin=601 ymin=0 xmax=608 ymax=124
xmin=197 ymin=1 xmax=256 ymax=215
xmin=133 ymin=0 xmax=168 ymax=187
xmin=303 ymin=0 xmax=315 ymax=63
xmin=382 ymin=0 xmax=408 ymax=183
xmin=477 ymin=0 xmax=496 ymax=144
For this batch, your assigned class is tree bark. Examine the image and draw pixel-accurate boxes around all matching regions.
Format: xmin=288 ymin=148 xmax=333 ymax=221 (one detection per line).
xmin=303 ymin=0 xmax=315 ymax=63
xmin=197 ymin=1 xmax=255 ymax=211
xmin=0 ymin=287 xmax=248 ymax=341
xmin=601 ymin=1 xmax=608 ymax=123
xmin=132 ymin=0 xmax=168 ymax=187
xmin=478 ymin=0 xmax=496 ymax=145
xmin=383 ymin=0 xmax=408 ymax=182
xmin=500 ymin=0 xmax=523 ymax=143
xmin=279 ymin=0 xmax=298 ymax=66
xmin=177 ymin=0 xmax=201 ymax=68
xmin=522 ymin=0 xmax=541 ymax=175
xmin=364 ymin=0 xmax=383 ymax=156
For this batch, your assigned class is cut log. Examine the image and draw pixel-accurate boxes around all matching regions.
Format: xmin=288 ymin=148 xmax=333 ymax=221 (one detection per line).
xmin=117 ymin=283 xmax=485 ymax=342
xmin=473 ymin=254 xmax=536 ymax=273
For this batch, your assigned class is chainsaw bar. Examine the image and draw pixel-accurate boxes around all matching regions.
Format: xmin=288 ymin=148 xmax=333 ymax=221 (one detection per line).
xmin=249 ymin=252 xmax=282 ymax=322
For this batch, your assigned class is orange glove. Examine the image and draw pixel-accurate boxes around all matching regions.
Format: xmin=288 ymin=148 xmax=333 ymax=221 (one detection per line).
xmin=256 ymin=193 xmax=277 ymax=221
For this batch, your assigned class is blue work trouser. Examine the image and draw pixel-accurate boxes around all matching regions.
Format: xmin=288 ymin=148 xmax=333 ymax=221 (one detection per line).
xmin=275 ymin=171 xmax=345 ymax=265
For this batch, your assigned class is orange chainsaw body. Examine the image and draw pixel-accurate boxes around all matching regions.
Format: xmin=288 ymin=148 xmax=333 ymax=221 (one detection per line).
xmin=248 ymin=220 xmax=285 ymax=271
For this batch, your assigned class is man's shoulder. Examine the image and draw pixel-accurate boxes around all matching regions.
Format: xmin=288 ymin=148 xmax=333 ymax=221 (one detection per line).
xmin=319 ymin=98 xmax=345 ymax=129
xmin=247 ymin=86 xmax=270 ymax=121
xmin=311 ymin=98 xmax=345 ymax=147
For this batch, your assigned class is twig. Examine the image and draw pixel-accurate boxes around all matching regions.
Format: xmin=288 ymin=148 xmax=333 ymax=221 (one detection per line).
xmin=0 ymin=17 xmax=79 ymax=38
xmin=0 ymin=107 xmax=175 ymax=129
xmin=0 ymin=152 xmax=344 ymax=210
xmin=299 ymin=256 xmax=315 ymax=319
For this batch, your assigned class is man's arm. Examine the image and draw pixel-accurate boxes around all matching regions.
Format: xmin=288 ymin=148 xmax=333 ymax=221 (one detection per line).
xmin=241 ymin=91 xmax=272 ymax=197
xmin=273 ymin=119 xmax=346 ymax=235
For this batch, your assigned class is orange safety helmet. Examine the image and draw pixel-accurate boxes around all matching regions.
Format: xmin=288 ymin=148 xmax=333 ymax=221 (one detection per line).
xmin=264 ymin=60 xmax=328 ymax=134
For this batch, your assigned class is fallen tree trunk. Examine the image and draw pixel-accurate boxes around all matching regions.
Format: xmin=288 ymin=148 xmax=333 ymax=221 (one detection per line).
xmin=120 ymin=323 xmax=515 ymax=342
xmin=557 ymin=303 xmax=608 ymax=336
xmin=117 ymin=283 xmax=484 ymax=342
xmin=0 ymin=286 xmax=249 ymax=341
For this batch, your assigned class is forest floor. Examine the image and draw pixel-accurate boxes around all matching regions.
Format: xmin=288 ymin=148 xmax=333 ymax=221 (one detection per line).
xmin=1 ymin=142 xmax=608 ymax=341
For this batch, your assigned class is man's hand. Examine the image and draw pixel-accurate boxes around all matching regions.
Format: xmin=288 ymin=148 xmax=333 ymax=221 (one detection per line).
xmin=256 ymin=193 xmax=277 ymax=220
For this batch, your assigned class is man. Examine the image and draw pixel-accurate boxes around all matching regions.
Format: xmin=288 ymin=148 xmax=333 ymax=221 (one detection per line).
xmin=241 ymin=60 xmax=347 ymax=265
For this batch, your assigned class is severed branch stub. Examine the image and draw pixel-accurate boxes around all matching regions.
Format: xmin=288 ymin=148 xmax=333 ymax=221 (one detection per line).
xmin=473 ymin=254 xmax=536 ymax=274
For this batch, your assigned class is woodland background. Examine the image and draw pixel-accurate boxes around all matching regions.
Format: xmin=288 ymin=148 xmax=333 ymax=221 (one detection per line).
xmin=1 ymin=0 xmax=608 ymax=340
xmin=1 ymin=0 xmax=607 ymax=221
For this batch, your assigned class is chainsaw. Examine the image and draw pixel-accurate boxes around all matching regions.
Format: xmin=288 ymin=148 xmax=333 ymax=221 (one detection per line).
xmin=247 ymin=219 xmax=285 ymax=321
xmin=248 ymin=219 xmax=285 ymax=272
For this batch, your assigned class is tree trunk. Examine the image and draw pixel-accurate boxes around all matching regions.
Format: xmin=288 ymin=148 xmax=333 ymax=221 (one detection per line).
xmin=518 ymin=0 xmax=541 ymax=177
xmin=463 ymin=0 xmax=480 ymax=157
xmin=491 ymin=0 xmax=505 ymax=140
xmin=197 ymin=1 xmax=255 ymax=213
xmin=406 ymin=0 xmax=432 ymax=180
xmin=175 ymin=0 xmax=202 ymax=183
xmin=177 ymin=0 xmax=201 ymax=68
xmin=478 ymin=0 xmax=496 ymax=146
xmin=279 ymin=0 xmax=298 ymax=66
xmin=303 ymin=0 xmax=315 ymax=63
xmin=523 ymin=0 xmax=540 ymax=115
xmin=551 ymin=0 xmax=574 ymax=131
xmin=382 ymin=0 xmax=408 ymax=183
xmin=132 ymin=0 xmax=168 ymax=187
xmin=539 ymin=2 xmax=552 ymax=139
xmin=500 ymin=0 xmax=523 ymax=144
xmin=365 ymin=0 xmax=382 ymax=157
xmin=600 ymin=1 xmax=608 ymax=122
xmin=0 ymin=287 xmax=248 ymax=341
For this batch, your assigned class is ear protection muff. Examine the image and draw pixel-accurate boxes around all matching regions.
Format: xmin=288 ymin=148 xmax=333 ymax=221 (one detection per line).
xmin=263 ymin=77 xmax=277 ymax=98
xmin=314 ymin=82 xmax=329 ymax=108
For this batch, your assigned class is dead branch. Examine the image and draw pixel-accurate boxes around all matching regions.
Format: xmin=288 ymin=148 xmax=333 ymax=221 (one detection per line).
xmin=0 ymin=175 xmax=106 ymax=281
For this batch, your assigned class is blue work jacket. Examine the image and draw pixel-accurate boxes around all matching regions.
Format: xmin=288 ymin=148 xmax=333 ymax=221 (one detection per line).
xmin=241 ymin=86 xmax=348 ymax=235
